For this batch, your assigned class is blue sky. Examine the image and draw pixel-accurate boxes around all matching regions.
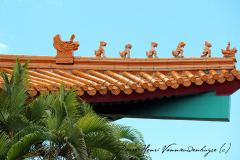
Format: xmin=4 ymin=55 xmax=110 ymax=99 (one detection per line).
xmin=1 ymin=0 xmax=240 ymax=159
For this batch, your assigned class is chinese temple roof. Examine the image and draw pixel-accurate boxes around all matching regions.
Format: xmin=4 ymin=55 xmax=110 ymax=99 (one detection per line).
xmin=0 ymin=54 xmax=240 ymax=103
xmin=1 ymin=35 xmax=239 ymax=121
xmin=0 ymin=35 xmax=239 ymax=104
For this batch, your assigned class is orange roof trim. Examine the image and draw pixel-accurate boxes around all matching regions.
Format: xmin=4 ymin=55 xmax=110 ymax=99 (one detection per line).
xmin=1 ymin=67 xmax=239 ymax=98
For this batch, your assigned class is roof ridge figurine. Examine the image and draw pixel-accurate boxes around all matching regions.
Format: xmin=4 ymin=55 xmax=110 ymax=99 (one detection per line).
xmin=53 ymin=34 xmax=79 ymax=63
xmin=146 ymin=42 xmax=158 ymax=58
xmin=52 ymin=35 xmax=237 ymax=60
xmin=221 ymin=42 xmax=238 ymax=58
xmin=172 ymin=41 xmax=186 ymax=58
xmin=94 ymin=41 xmax=107 ymax=57
xmin=119 ymin=44 xmax=132 ymax=58
xmin=201 ymin=41 xmax=212 ymax=57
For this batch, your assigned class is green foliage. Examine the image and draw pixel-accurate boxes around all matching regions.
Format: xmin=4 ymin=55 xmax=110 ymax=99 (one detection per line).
xmin=0 ymin=58 xmax=151 ymax=160
xmin=0 ymin=131 xmax=10 ymax=154
xmin=0 ymin=58 xmax=30 ymax=135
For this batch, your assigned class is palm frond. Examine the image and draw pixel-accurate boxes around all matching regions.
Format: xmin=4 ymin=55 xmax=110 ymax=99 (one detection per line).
xmin=1 ymin=70 xmax=11 ymax=95
xmin=75 ymin=114 xmax=110 ymax=134
xmin=63 ymin=87 xmax=79 ymax=130
xmin=0 ymin=131 xmax=10 ymax=155
xmin=112 ymin=124 xmax=144 ymax=146
xmin=6 ymin=131 xmax=55 ymax=160
xmin=25 ymin=93 xmax=48 ymax=122
xmin=44 ymin=92 xmax=57 ymax=109
xmin=0 ymin=91 xmax=10 ymax=123
xmin=67 ymin=128 xmax=88 ymax=160
xmin=21 ymin=58 xmax=30 ymax=76
xmin=77 ymin=101 xmax=96 ymax=117
xmin=59 ymin=82 xmax=65 ymax=101
xmin=64 ymin=86 xmax=77 ymax=106
xmin=10 ymin=58 xmax=30 ymax=96
xmin=84 ymin=131 xmax=127 ymax=160
xmin=68 ymin=142 xmax=81 ymax=160
xmin=88 ymin=148 xmax=116 ymax=160
xmin=12 ymin=58 xmax=30 ymax=82
xmin=45 ymin=100 xmax=68 ymax=131
xmin=13 ymin=126 xmax=50 ymax=143
xmin=8 ymin=84 xmax=28 ymax=116
xmin=6 ymin=115 xmax=30 ymax=133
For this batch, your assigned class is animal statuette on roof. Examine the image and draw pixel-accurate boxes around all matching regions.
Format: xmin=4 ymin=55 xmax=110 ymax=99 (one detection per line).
xmin=221 ymin=42 xmax=238 ymax=58
xmin=119 ymin=44 xmax=132 ymax=58
xmin=53 ymin=34 xmax=79 ymax=63
xmin=94 ymin=41 xmax=107 ymax=57
xmin=146 ymin=42 xmax=158 ymax=58
xmin=172 ymin=41 xmax=186 ymax=58
xmin=201 ymin=41 xmax=212 ymax=57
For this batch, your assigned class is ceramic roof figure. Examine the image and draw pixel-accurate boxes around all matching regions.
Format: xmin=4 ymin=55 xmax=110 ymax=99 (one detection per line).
xmin=201 ymin=41 xmax=212 ymax=57
xmin=222 ymin=42 xmax=238 ymax=58
xmin=94 ymin=41 xmax=107 ymax=57
xmin=146 ymin=42 xmax=158 ymax=58
xmin=119 ymin=44 xmax=132 ymax=58
xmin=53 ymin=34 xmax=79 ymax=63
xmin=172 ymin=41 xmax=186 ymax=58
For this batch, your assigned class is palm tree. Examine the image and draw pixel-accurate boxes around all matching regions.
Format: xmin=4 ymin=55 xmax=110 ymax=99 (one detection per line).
xmin=0 ymin=58 xmax=151 ymax=160
xmin=23 ymin=84 xmax=150 ymax=160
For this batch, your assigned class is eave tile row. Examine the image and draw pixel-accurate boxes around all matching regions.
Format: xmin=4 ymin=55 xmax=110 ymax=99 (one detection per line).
xmin=1 ymin=68 xmax=239 ymax=97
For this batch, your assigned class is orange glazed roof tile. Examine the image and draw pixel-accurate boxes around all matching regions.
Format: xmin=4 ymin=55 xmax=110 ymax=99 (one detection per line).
xmin=0 ymin=54 xmax=240 ymax=103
